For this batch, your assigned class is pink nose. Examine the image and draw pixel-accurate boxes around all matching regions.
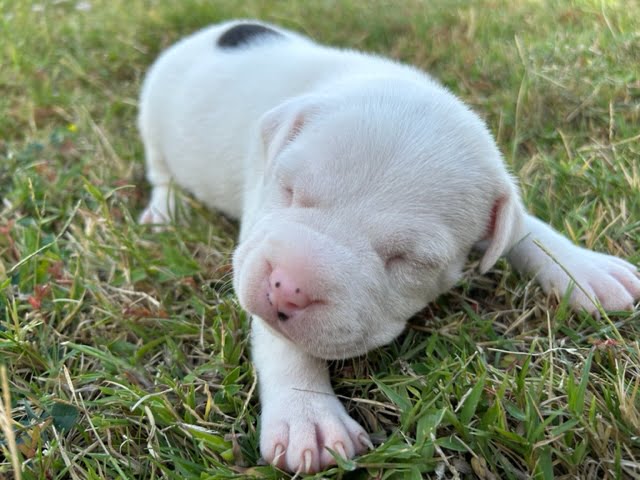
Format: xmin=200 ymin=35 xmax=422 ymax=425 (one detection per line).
xmin=267 ymin=267 xmax=312 ymax=321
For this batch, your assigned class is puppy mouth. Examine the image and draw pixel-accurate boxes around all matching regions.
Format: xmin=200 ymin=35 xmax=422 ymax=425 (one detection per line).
xmin=258 ymin=299 xmax=328 ymax=340
xmin=245 ymin=289 xmax=370 ymax=358
xmin=265 ymin=291 xmax=327 ymax=321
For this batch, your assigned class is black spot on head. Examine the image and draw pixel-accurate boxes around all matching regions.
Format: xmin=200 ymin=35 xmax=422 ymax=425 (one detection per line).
xmin=217 ymin=23 xmax=282 ymax=49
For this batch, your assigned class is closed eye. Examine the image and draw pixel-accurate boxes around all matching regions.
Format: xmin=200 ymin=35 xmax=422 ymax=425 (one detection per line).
xmin=380 ymin=248 xmax=443 ymax=273
xmin=279 ymin=183 xmax=316 ymax=208
xmin=384 ymin=252 xmax=410 ymax=270
xmin=376 ymin=229 xmax=452 ymax=275
xmin=280 ymin=183 xmax=294 ymax=207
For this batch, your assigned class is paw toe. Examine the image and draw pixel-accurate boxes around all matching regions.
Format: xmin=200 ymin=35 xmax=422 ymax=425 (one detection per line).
xmin=591 ymin=277 xmax=635 ymax=311
xmin=319 ymin=438 xmax=352 ymax=467
xmin=318 ymin=416 xmax=370 ymax=467
xmin=567 ymin=283 xmax=599 ymax=315
xmin=604 ymin=255 xmax=640 ymax=274
xmin=260 ymin=422 xmax=290 ymax=468
xmin=301 ymin=449 xmax=315 ymax=474
xmin=610 ymin=265 xmax=640 ymax=300
xmin=358 ymin=432 xmax=374 ymax=451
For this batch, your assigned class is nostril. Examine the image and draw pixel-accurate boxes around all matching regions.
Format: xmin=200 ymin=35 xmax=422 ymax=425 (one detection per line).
xmin=277 ymin=311 xmax=289 ymax=321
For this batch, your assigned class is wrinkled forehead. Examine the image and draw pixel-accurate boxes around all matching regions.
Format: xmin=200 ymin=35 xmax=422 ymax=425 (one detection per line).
xmin=276 ymin=105 xmax=503 ymax=248
xmin=283 ymin=115 xmax=482 ymax=208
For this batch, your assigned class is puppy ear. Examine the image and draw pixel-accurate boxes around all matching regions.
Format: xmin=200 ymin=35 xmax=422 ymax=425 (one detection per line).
xmin=478 ymin=184 xmax=524 ymax=273
xmin=259 ymin=95 xmax=323 ymax=164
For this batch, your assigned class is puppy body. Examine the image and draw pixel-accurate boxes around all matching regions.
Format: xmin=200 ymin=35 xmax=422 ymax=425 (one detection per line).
xmin=139 ymin=21 xmax=640 ymax=473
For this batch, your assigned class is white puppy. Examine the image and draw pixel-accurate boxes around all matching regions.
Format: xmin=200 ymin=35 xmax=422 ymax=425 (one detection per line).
xmin=138 ymin=20 xmax=640 ymax=473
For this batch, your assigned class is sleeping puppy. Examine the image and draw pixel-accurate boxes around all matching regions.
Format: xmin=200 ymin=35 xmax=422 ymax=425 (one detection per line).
xmin=138 ymin=20 xmax=640 ymax=473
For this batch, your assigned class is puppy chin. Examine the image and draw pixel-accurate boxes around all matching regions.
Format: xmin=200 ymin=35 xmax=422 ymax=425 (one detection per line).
xmin=267 ymin=322 xmax=391 ymax=360
xmin=307 ymin=320 xmax=408 ymax=360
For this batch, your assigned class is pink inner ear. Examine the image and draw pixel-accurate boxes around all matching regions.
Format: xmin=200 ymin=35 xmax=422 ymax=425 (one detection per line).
xmin=290 ymin=113 xmax=305 ymax=140
xmin=485 ymin=199 xmax=500 ymax=240
xmin=272 ymin=111 xmax=305 ymax=159
xmin=478 ymin=194 xmax=512 ymax=273
xmin=262 ymin=110 xmax=307 ymax=165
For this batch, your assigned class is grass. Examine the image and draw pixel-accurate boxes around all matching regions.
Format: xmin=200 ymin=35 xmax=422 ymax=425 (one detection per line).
xmin=1 ymin=0 xmax=639 ymax=478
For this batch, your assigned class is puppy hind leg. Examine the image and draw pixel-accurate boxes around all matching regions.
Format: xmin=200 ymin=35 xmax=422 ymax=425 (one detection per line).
xmin=139 ymin=142 xmax=176 ymax=226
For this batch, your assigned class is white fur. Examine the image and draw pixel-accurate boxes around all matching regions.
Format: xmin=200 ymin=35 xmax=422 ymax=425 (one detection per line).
xmin=138 ymin=20 xmax=640 ymax=473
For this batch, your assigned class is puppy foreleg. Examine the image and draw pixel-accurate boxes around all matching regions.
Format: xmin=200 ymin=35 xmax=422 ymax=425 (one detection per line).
xmin=251 ymin=318 xmax=371 ymax=474
xmin=507 ymin=214 xmax=640 ymax=314
xmin=139 ymin=142 xmax=176 ymax=226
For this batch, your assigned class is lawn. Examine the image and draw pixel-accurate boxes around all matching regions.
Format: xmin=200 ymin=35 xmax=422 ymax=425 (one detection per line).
xmin=1 ymin=0 xmax=639 ymax=478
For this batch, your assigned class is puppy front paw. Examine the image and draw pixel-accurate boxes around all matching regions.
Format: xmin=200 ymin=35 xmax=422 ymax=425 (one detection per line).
xmin=536 ymin=247 xmax=640 ymax=314
xmin=260 ymin=392 xmax=371 ymax=473
xmin=139 ymin=186 xmax=175 ymax=227
xmin=139 ymin=206 xmax=169 ymax=225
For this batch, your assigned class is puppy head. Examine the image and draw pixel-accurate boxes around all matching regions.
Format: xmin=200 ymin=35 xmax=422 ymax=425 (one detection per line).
xmin=233 ymin=83 xmax=522 ymax=359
